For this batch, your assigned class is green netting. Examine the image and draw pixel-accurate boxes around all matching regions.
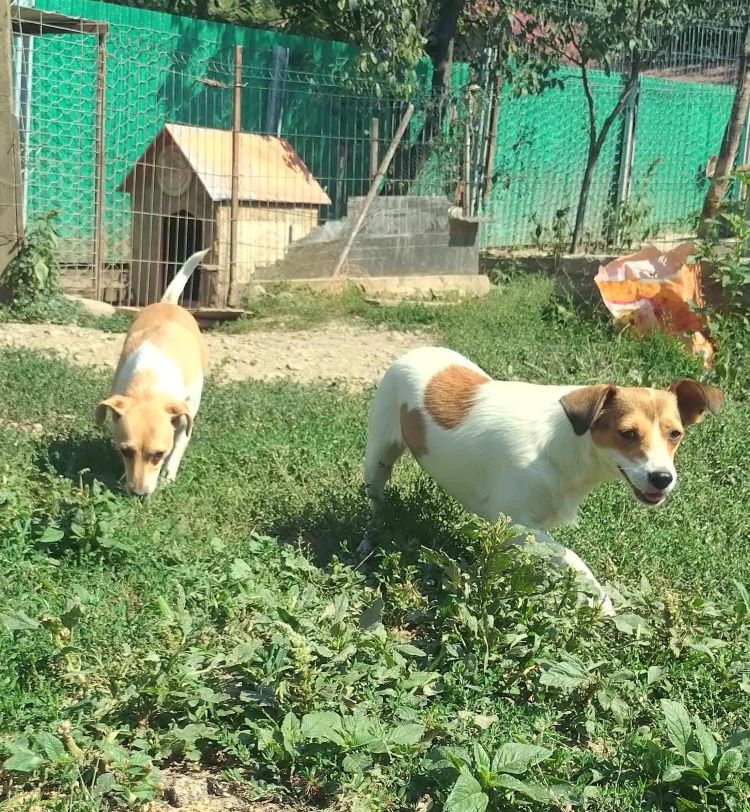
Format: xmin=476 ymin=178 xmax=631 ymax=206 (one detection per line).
xmin=28 ymin=0 xmax=434 ymax=262
xmin=18 ymin=0 xmax=743 ymax=261
xmin=479 ymin=68 xmax=625 ymax=247
xmin=630 ymin=76 xmax=735 ymax=235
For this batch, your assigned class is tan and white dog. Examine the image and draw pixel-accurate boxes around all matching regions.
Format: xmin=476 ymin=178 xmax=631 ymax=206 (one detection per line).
xmin=95 ymin=249 xmax=209 ymax=496
xmin=363 ymin=346 xmax=723 ymax=613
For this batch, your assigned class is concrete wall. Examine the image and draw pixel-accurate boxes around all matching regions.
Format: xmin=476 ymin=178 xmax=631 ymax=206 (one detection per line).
xmin=255 ymin=196 xmax=479 ymax=283
xmin=215 ymin=202 xmax=320 ymax=305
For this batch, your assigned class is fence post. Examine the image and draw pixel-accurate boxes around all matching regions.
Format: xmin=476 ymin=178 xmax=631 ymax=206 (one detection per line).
xmin=740 ymin=103 xmax=750 ymax=203
xmin=0 ymin=2 xmax=22 ymax=278
xmin=332 ymin=103 xmax=414 ymax=277
xmin=483 ymin=69 xmax=502 ymax=206
xmin=229 ymin=44 xmax=242 ymax=307
xmin=369 ymin=117 xmax=379 ymax=180
xmin=92 ymin=31 xmax=107 ymax=300
xmin=464 ymin=91 xmax=473 ymax=218
xmin=614 ymin=74 xmax=639 ymax=233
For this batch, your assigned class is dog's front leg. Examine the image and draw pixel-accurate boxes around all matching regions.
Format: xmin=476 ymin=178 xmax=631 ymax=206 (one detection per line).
xmin=163 ymin=428 xmax=190 ymax=483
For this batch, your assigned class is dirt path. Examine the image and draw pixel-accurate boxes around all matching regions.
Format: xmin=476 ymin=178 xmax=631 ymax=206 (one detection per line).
xmin=0 ymin=321 xmax=430 ymax=388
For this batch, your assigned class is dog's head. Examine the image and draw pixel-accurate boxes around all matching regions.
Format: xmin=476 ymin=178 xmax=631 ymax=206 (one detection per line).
xmin=94 ymin=395 xmax=192 ymax=496
xmin=561 ymin=379 xmax=723 ymax=506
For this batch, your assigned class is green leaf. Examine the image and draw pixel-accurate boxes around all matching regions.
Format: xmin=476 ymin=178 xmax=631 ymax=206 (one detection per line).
xmin=694 ymin=719 xmax=718 ymax=765
xmin=613 ymin=613 xmax=650 ymax=636
xmin=686 ymin=751 xmax=705 ymax=770
xmin=359 ymin=597 xmax=383 ymax=629
xmin=33 ymin=258 xmax=49 ymax=286
xmin=1 ymin=610 xmax=40 ymax=632
xmin=491 ymin=743 xmax=552 ymax=775
xmin=92 ymin=772 xmax=117 ymax=798
xmin=229 ymin=558 xmax=252 ymax=580
xmin=60 ymin=598 xmax=84 ymax=631
xmin=733 ymin=580 xmax=750 ymax=616
xmin=473 ymin=742 xmax=491 ymax=781
xmin=647 ymin=665 xmax=666 ymax=685
xmin=424 ymin=746 xmax=471 ymax=772
xmin=38 ymin=527 xmax=64 ymax=544
xmin=539 ymin=659 xmax=587 ymax=691
xmin=300 ymin=711 xmax=344 ymax=745
xmin=387 ymin=724 xmax=425 ymax=746
xmin=4 ymin=749 xmax=44 ymax=772
xmin=281 ymin=712 xmax=301 ymax=755
xmin=495 ymin=773 xmax=550 ymax=802
xmin=397 ymin=644 xmax=426 ymax=657
xmin=444 ymin=770 xmax=489 ymax=812
xmin=661 ymin=699 xmax=692 ymax=756
xmin=662 ymin=764 xmax=687 ymax=782
xmin=342 ymin=752 xmax=372 ymax=774
xmin=717 ymin=748 xmax=743 ymax=778
xmin=34 ymin=732 xmax=66 ymax=763
xmin=471 ymin=714 xmax=498 ymax=730
xmin=727 ymin=729 xmax=750 ymax=751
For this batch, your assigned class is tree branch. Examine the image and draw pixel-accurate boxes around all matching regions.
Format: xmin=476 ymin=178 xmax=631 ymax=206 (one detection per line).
xmin=579 ymin=63 xmax=597 ymax=146
xmin=594 ymin=56 xmax=640 ymax=151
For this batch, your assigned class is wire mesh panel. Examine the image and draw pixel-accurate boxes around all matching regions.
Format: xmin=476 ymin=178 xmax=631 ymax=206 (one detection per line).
xmin=6 ymin=0 xmax=750 ymax=306
xmin=8 ymin=6 xmax=108 ymax=295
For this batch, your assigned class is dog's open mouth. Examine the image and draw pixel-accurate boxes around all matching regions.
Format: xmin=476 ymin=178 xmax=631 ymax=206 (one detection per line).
xmin=617 ymin=467 xmax=667 ymax=506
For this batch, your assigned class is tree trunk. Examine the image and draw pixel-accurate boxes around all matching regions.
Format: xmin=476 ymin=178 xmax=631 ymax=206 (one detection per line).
xmin=570 ymin=142 xmax=601 ymax=254
xmin=570 ymin=67 xmax=640 ymax=254
xmin=425 ymin=0 xmax=464 ymax=97
xmin=422 ymin=0 xmax=464 ymax=140
xmin=697 ymin=22 xmax=750 ymax=239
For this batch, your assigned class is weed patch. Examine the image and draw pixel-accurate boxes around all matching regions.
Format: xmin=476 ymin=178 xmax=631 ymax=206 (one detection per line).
xmin=0 ymin=276 xmax=748 ymax=810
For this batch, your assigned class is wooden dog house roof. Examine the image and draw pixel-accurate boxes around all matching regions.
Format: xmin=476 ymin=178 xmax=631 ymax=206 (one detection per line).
xmin=119 ymin=123 xmax=331 ymax=207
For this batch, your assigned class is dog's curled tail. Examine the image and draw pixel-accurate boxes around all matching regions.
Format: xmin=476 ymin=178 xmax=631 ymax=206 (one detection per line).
xmin=161 ymin=248 xmax=211 ymax=305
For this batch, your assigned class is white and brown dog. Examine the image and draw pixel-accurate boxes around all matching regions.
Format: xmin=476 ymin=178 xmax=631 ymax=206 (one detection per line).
xmin=363 ymin=346 xmax=723 ymax=613
xmin=95 ymin=249 xmax=209 ymax=496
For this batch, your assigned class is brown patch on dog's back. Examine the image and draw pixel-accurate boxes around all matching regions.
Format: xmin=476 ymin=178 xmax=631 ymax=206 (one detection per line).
xmin=424 ymin=364 xmax=490 ymax=430
xmin=590 ymin=387 xmax=684 ymax=458
xmin=400 ymin=404 xmax=427 ymax=457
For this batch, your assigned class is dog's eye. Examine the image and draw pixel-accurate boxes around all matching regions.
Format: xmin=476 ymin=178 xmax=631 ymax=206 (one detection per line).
xmin=120 ymin=447 xmax=135 ymax=459
xmin=151 ymin=452 xmax=165 ymax=464
xmin=619 ymin=428 xmax=638 ymax=441
xmin=668 ymin=429 xmax=683 ymax=442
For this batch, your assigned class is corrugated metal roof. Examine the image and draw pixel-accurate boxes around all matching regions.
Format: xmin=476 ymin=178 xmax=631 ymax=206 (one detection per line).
xmin=120 ymin=124 xmax=331 ymax=206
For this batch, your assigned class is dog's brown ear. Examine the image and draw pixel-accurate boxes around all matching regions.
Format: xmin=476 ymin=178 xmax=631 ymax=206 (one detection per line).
xmin=165 ymin=401 xmax=193 ymax=436
xmin=560 ymin=385 xmax=617 ymax=436
xmin=94 ymin=395 xmax=131 ymax=426
xmin=669 ymin=379 xmax=724 ymax=426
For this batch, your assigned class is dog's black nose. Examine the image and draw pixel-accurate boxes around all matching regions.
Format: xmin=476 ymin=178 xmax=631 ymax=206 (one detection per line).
xmin=648 ymin=470 xmax=673 ymax=490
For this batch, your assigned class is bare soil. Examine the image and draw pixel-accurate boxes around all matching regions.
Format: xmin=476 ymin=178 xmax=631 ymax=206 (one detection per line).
xmin=0 ymin=321 xmax=430 ymax=388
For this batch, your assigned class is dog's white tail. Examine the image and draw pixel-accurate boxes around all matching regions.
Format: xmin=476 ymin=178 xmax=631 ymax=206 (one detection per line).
xmin=161 ymin=248 xmax=210 ymax=305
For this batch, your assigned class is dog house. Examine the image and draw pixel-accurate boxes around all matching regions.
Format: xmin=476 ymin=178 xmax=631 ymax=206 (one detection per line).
xmin=118 ymin=123 xmax=331 ymax=307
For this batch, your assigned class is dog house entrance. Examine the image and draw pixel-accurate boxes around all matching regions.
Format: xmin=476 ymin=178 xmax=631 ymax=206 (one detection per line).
xmin=162 ymin=211 xmax=203 ymax=305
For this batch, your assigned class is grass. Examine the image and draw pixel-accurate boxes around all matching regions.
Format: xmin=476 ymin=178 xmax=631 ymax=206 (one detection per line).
xmin=215 ymin=282 xmax=451 ymax=333
xmin=0 ymin=276 xmax=749 ymax=810
xmin=0 ymin=296 xmax=132 ymax=333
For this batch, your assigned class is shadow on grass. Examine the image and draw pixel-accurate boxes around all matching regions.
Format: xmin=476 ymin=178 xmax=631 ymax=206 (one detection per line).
xmin=37 ymin=432 xmax=124 ymax=491
xmin=269 ymin=477 xmax=464 ymax=571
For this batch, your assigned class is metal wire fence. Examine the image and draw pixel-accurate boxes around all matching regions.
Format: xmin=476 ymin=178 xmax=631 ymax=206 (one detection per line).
xmin=3 ymin=2 xmax=749 ymax=309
